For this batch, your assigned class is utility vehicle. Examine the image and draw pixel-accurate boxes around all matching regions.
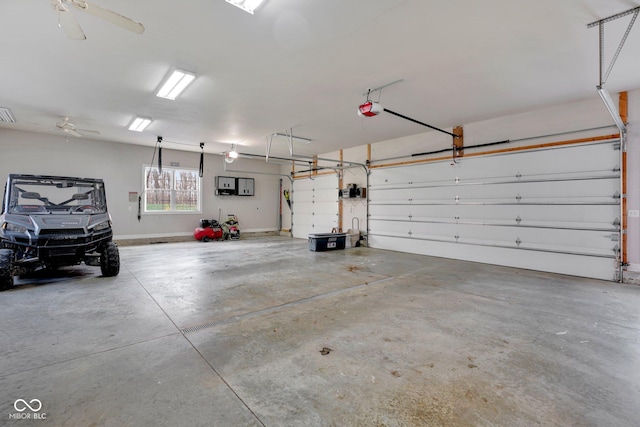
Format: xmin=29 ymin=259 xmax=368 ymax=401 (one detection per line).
xmin=0 ymin=174 xmax=119 ymax=290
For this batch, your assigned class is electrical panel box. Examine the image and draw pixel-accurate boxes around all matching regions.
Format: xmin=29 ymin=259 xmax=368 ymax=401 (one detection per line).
xmin=237 ymin=177 xmax=255 ymax=196
xmin=215 ymin=176 xmax=236 ymax=195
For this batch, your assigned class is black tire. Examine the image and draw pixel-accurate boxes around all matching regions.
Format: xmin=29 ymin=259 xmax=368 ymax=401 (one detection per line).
xmin=0 ymin=248 xmax=14 ymax=291
xmin=100 ymin=242 xmax=120 ymax=277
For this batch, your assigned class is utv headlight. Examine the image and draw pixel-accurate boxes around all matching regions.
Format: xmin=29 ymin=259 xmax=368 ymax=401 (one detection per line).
xmin=2 ymin=222 xmax=27 ymax=233
xmin=92 ymin=221 xmax=111 ymax=232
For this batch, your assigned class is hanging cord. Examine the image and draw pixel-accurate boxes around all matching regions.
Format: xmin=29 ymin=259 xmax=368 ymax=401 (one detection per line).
xmin=140 ymin=136 xmax=163 ymax=222
xmin=157 ymin=136 xmax=163 ymax=174
xmin=199 ymin=142 xmax=205 ymax=178
xmin=147 ymin=136 xmax=160 ymax=180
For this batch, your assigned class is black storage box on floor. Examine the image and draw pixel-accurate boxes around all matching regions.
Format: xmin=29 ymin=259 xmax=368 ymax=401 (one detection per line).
xmin=308 ymin=233 xmax=346 ymax=251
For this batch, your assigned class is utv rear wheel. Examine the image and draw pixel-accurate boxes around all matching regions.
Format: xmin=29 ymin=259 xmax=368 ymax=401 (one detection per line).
xmin=100 ymin=242 xmax=120 ymax=277
xmin=0 ymin=249 xmax=14 ymax=291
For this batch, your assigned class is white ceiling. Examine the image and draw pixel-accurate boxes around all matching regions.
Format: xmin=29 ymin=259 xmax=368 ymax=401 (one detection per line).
xmin=1 ymin=0 xmax=639 ymax=158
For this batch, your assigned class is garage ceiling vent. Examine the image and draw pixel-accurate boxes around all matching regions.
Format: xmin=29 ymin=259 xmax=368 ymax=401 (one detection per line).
xmin=0 ymin=107 xmax=16 ymax=123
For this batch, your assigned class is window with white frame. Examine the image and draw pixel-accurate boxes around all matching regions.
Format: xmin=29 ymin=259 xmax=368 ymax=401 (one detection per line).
xmin=144 ymin=166 xmax=201 ymax=213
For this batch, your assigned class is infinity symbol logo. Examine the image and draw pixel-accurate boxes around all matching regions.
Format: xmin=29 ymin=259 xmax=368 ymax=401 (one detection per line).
xmin=14 ymin=399 xmax=42 ymax=412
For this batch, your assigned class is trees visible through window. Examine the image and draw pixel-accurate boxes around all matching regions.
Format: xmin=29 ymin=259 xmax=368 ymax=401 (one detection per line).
xmin=144 ymin=167 xmax=200 ymax=212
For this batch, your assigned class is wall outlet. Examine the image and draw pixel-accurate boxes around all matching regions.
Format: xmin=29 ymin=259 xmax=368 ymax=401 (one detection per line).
xmin=628 ymin=210 xmax=639 ymax=218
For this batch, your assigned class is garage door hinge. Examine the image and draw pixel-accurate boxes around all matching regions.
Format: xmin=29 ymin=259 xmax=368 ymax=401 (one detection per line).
xmin=516 ymin=216 xmax=522 ymax=224
xmin=613 ymin=191 xmax=621 ymax=199
xmin=515 ymin=237 xmax=522 ymax=246
xmin=613 ymin=218 xmax=621 ymax=227
xmin=611 ymin=234 xmax=619 ymax=241
xmin=613 ymin=143 xmax=621 ymax=150
xmin=612 ymin=166 xmax=621 ymax=172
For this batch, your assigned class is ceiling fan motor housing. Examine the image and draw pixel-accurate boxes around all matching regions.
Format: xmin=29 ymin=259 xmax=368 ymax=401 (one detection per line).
xmin=358 ymin=101 xmax=383 ymax=117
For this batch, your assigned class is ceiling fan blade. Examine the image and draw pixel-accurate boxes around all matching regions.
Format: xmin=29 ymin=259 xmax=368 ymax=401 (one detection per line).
xmin=56 ymin=5 xmax=86 ymax=40
xmin=71 ymin=0 xmax=145 ymax=34
xmin=64 ymin=128 xmax=83 ymax=138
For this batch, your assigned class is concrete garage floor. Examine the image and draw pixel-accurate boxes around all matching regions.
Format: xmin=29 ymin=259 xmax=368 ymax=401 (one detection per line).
xmin=1 ymin=237 xmax=639 ymax=426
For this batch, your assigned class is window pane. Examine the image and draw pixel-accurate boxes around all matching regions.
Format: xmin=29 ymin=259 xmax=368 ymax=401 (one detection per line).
xmin=175 ymin=190 xmax=198 ymax=210
xmin=143 ymin=167 xmax=199 ymax=213
xmin=146 ymin=168 xmax=171 ymax=190
xmin=146 ymin=190 xmax=171 ymax=211
xmin=175 ymin=170 xmax=200 ymax=211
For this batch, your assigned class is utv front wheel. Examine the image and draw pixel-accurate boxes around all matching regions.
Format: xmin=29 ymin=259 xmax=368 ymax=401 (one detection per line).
xmin=100 ymin=242 xmax=120 ymax=277
xmin=0 ymin=248 xmax=14 ymax=291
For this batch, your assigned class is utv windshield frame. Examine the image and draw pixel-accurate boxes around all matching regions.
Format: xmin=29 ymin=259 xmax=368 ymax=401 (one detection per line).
xmin=3 ymin=175 xmax=108 ymax=215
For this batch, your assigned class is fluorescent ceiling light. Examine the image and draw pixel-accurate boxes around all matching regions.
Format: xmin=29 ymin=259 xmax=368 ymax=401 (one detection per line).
xmin=128 ymin=117 xmax=152 ymax=132
xmin=225 ymin=0 xmax=266 ymax=14
xmin=0 ymin=107 xmax=16 ymax=123
xmin=156 ymin=70 xmax=196 ymax=100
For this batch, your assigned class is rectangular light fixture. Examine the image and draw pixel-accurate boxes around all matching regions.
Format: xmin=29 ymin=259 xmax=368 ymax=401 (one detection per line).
xmin=0 ymin=107 xmax=16 ymax=123
xmin=225 ymin=0 xmax=266 ymax=14
xmin=128 ymin=117 xmax=152 ymax=132
xmin=156 ymin=69 xmax=196 ymax=100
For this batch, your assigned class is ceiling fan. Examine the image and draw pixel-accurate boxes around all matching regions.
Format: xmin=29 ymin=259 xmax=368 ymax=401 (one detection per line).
xmin=49 ymin=0 xmax=145 ymax=40
xmin=56 ymin=117 xmax=100 ymax=138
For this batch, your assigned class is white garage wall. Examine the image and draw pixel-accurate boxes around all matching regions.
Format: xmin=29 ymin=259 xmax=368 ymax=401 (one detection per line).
xmin=0 ymin=129 xmax=282 ymax=240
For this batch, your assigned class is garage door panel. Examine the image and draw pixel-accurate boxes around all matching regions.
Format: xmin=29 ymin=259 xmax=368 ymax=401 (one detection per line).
xmin=370 ymin=149 xmax=618 ymax=187
xmin=373 ymin=219 xmax=615 ymax=253
xmin=292 ymin=175 xmax=339 ymax=239
xmin=371 ymin=178 xmax=619 ymax=204
xmin=371 ymin=203 xmax=619 ymax=229
xmin=368 ymin=141 xmax=621 ymax=280
xmin=368 ymin=235 xmax=617 ymax=281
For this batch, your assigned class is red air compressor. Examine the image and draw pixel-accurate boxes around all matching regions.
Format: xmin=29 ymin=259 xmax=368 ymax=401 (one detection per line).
xmin=194 ymin=219 xmax=223 ymax=242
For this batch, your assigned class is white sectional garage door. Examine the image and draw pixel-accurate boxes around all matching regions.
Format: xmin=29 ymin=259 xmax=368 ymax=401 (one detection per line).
xmin=292 ymin=175 xmax=339 ymax=239
xmin=368 ymin=140 xmax=621 ymax=281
